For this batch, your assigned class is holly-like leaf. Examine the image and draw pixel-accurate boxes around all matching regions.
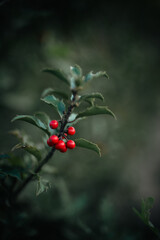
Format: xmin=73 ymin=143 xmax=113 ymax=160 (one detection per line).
xmin=41 ymin=95 xmax=65 ymax=117
xmin=70 ymin=65 xmax=83 ymax=88
xmin=74 ymin=138 xmax=101 ymax=156
xmin=133 ymin=197 xmax=160 ymax=238
xmin=84 ymin=71 xmax=109 ymax=82
xmin=22 ymin=145 xmax=42 ymax=160
xmin=34 ymin=112 xmax=51 ymax=131
xmin=66 ymin=113 xmax=86 ymax=127
xmin=84 ymin=98 xmax=95 ymax=106
xmin=0 ymin=167 xmax=22 ymax=181
xmin=70 ymin=65 xmax=82 ymax=79
xmin=78 ymin=93 xmax=104 ymax=103
xmin=41 ymin=88 xmax=69 ymax=100
xmin=42 ymin=68 xmax=70 ymax=86
xmin=36 ymin=178 xmax=51 ymax=196
xmin=11 ymin=115 xmax=50 ymax=135
xmin=11 ymin=143 xmax=42 ymax=160
xmin=76 ymin=106 xmax=116 ymax=119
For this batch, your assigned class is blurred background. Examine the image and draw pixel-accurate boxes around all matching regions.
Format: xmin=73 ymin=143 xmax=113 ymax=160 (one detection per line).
xmin=0 ymin=0 xmax=160 ymax=239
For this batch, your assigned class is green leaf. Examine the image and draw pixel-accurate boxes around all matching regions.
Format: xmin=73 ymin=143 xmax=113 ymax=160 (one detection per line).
xmin=11 ymin=143 xmax=42 ymax=160
xmin=78 ymin=93 xmax=104 ymax=103
xmin=74 ymin=138 xmax=101 ymax=156
xmin=6 ymin=168 xmax=22 ymax=181
xmin=22 ymin=145 xmax=42 ymax=160
xmin=0 ymin=167 xmax=22 ymax=181
xmin=70 ymin=65 xmax=82 ymax=78
xmin=42 ymin=68 xmax=70 ymax=86
xmin=84 ymin=71 xmax=109 ymax=82
xmin=141 ymin=197 xmax=154 ymax=222
xmin=76 ymin=106 xmax=116 ymax=119
xmin=34 ymin=112 xmax=51 ymax=132
xmin=11 ymin=115 xmax=50 ymax=135
xmin=66 ymin=113 xmax=86 ymax=127
xmin=133 ymin=198 xmax=160 ymax=238
xmin=41 ymin=88 xmax=69 ymax=100
xmin=36 ymin=178 xmax=51 ymax=196
xmin=70 ymin=65 xmax=83 ymax=88
xmin=41 ymin=95 xmax=65 ymax=117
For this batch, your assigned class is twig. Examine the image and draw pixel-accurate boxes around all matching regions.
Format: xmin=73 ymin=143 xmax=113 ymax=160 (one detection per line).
xmin=13 ymin=90 xmax=77 ymax=199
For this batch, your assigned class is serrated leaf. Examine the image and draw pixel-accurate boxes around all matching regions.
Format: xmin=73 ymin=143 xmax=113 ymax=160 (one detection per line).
xmin=41 ymin=88 xmax=69 ymax=100
xmin=78 ymin=93 xmax=104 ymax=103
xmin=22 ymin=145 xmax=42 ymax=160
xmin=141 ymin=197 xmax=154 ymax=222
xmin=42 ymin=68 xmax=70 ymax=86
xmin=133 ymin=198 xmax=160 ymax=238
xmin=66 ymin=113 xmax=86 ymax=127
xmin=36 ymin=178 xmax=51 ymax=196
xmin=41 ymin=95 xmax=65 ymax=117
xmin=1 ymin=167 xmax=22 ymax=181
xmin=70 ymin=65 xmax=83 ymax=88
xmin=11 ymin=143 xmax=23 ymax=151
xmin=84 ymin=98 xmax=95 ymax=106
xmin=74 ymin=138 xmax=101 ymax=156
xmin=70 ymin=65 xmax=82 ymax=78
xmin=34 ymin=112 xmax=51 ymax=132
xmin=84 ymin=71 xmax=109 ymax=82
xmin=76 ymin=106 xmax=116 ymax=119
xmin=11 ymin=115 xmax=50 ymax=136
xmin=11 ymin=142 xmax=41 ymax=160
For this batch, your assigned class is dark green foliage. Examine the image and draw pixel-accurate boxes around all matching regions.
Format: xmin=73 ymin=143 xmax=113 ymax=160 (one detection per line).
xmin=76 ymin=105 xmax=116 ymax=119
xmin=13 ymin=65 xmax=115 ymax=157
xmin=75 ymin=138 xmax=101 ymax=156
xmin=133 ymin=198 xmax=160 ymax=238
xmin=42 ymin=68 xmax=70 ymax=86
xmin=11 ymin=115 xmax=50 ymax=136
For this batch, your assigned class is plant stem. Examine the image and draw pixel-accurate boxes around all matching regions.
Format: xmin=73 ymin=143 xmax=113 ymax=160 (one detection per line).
xmin=14 ymin=147 xmax=55 ymax=198
xmin=13 ymin=90 xmax=77 ymax=199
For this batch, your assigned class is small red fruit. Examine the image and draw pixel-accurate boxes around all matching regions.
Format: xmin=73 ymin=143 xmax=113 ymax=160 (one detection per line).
xmin=66 ymin=140 xmax=76 ymax=149
xmin=67 ymin=126 xmax=76 ymax=135
xmin=47 ymin=138 xmax=54 ymax=147
xmin=60 ymin=146 xmax=67 ymax=153
xmin=49 ymin=120 xmax=59 ymax=129
xmin=55 ymin=140 xmax=66 ymax=150
xmin=50 ymin=135 xmax=59 ymax=144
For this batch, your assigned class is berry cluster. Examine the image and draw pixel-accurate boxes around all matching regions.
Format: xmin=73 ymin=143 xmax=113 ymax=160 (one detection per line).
xmin=47 ymin=120 xmax=76 ymax=153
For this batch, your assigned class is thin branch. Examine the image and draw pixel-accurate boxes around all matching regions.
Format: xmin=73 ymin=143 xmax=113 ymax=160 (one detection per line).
xmin=14 ymin=147 xmax=56 ymax=198
xmin=13 ymin=89 xmax=78 ymax=199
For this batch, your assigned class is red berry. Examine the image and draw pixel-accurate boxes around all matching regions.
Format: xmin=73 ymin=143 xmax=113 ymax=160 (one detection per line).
xmin=55 ymin=140 xmax=66 ymax=150
xmin=67 ymin=126 xmax=76 ymax=135
xmin=50 ymin=120 xmax=59 ymax=129
xmin=47 ymin=138 xmax=54 ymax=147
xmin=50 ymin=135 xmax=59 ymax=144
xmin=60 ymin=146 xmax=67 ymax=153
xmin=66 ymin=140 xmax=76 ymax=149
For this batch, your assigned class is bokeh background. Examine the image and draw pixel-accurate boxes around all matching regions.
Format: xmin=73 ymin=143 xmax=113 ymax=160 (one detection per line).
xmin=0 ymin=0 xmax=160 ymax=239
